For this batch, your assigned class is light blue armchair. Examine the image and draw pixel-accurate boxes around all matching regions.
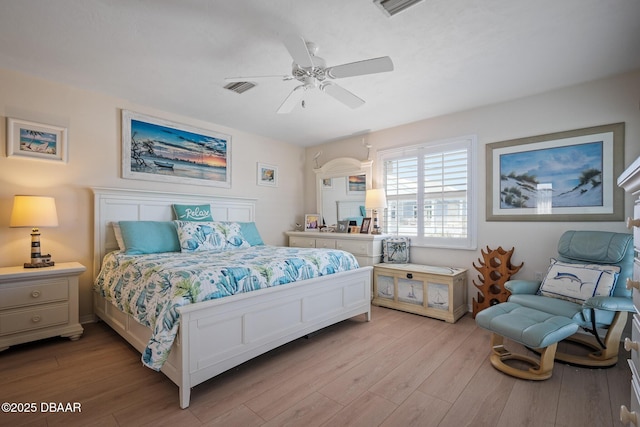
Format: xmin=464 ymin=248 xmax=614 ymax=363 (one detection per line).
xmin=505 ymin=230 xmax=635 ymax=367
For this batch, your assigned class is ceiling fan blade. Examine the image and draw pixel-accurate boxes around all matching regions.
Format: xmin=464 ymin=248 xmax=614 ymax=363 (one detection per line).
xmin=225 ymin=75 xmax=293 ymax=83
xmin=326 ymin=56 xmax=394 ymax=79
xmin=283 ymin=35 xmax=315 ymax=68
xmin=277 ymin=85 xmax=306 ymax=114
xmin=320 ymin=82 xmax=365 ymax=109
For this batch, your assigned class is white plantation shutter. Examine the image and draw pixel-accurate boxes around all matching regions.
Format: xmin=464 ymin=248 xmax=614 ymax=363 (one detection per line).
xmin=379 ymin=136 xmax=477 ymax=249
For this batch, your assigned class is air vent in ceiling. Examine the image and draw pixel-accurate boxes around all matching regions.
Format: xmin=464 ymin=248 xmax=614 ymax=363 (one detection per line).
xmin=373 ymin=0 xmax=424 ymax=17
xmin=224 ymin=81 xmax=256 ymax=94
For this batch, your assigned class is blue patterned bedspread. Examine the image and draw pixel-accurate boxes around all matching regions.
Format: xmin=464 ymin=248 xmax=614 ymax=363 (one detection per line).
xmin=94 ymin=245 xmax=359 ymax=370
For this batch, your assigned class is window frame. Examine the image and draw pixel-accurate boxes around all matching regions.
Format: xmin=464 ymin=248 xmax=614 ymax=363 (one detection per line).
xmin=377 ymin=135 xmax=478 ymax=250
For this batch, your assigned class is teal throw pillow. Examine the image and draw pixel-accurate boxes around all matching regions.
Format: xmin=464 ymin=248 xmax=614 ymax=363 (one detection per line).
xmin=118 ymin=221 xmax=180 ymax=255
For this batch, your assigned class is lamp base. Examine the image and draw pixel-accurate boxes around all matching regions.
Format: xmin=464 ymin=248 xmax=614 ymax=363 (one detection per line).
xmin=24 ymin=261 xmax=55 ymax=268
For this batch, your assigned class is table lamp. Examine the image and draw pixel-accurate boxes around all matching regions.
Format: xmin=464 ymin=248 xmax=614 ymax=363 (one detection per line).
xmin=365 ymin=188 xmax=387 ymax=234
xmin=10 ymin=195 xmax=59 ymax=268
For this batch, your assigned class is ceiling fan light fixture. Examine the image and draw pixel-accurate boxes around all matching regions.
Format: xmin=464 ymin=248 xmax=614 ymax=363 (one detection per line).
xmin=373 ymin=0 xmax=424 ymax=17
xmin=223 ymin=81 xmax=256 ymax=94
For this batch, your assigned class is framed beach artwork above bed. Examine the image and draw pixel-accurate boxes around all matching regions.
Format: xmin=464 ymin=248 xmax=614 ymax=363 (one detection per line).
xmin=121 ymin=110 xmax=231 ymax=188
xmin=486 ymin=122 xmax=624 ymax=221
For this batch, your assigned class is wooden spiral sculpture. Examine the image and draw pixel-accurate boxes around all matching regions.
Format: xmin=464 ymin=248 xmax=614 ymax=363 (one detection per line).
xmin=472 ymin=246 xmax=523 ymax=318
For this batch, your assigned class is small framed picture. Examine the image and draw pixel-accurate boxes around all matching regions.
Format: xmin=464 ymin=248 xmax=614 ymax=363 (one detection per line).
xmin=6 ymin=118 xmax=68 ymax=163
xmin=322 ymin=178 xmax=333 ymax=189
xmin=305 ymin=214 xmax=320 ymax=232
xmin=257 ymin=162 xmax=278 ymax=187
xmin=337 ymin=220 xmax=349 ymax=233
xmin=360 ymin=217 xmax=372 ymax=234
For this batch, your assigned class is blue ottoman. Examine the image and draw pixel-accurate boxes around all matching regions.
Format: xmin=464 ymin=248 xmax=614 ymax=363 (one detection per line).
xmin=476 ymin=302 xmax=579 ymax=380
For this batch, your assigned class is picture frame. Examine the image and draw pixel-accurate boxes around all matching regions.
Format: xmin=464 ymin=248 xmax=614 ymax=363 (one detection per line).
xmin=360 ymin=217 xmax=372 ymax=234
xmin=304 ymin=214 xmax=320 ymax=232
xmin=322 ymin=178 xmax=333 ymax=189
xmin=257 ymin=162 xmax=278 ymax=187
xmin=6 ymin=118 xmax=68 ymax=163
xmin=346 ymin=174 xmax=366 ymax=195
xmin=122 ymin=110 xmax=231 ymax=188
xmin=486 ymin=122 xmax=624 ymax=221
xmin=337 ymin=220 xmax=349 ymax=233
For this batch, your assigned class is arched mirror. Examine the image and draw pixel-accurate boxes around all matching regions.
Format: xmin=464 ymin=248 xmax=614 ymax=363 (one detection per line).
xmin=314 ymin=157 xmax=372 ymax=227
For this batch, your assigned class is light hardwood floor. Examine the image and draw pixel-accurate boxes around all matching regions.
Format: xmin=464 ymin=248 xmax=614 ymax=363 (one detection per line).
xmin=0 ymin=305 xmax=630 ymax=427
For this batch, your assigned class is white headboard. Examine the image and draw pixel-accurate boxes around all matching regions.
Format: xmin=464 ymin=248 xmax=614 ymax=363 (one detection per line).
xmin=92 ymin=187 xmax=256 ymax=278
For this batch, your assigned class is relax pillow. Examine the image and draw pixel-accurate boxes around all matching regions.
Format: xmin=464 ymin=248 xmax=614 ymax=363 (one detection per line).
xmin=538 ymin=258 xmax=619 ymax=304
xmin=172 ymin=204 xmax=213 ymax=221
xmin=174 ymin=220 xmax=250 ymax=252
xmin=118 ymin=221 xmax=180 ymax=255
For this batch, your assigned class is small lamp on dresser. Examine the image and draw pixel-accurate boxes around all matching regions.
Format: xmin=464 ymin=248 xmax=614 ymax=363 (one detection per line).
xmin=365 ymin=188 xmax=387 ymax=234
xmin=9 ymin=195 xmax=59 ymax=268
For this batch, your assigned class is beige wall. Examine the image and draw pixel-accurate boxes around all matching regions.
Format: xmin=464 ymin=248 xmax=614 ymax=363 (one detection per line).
xmin=306 ymin=70 xmax=640 ymax=302
xmin=0 ymin=67 xmax=305 ymax=321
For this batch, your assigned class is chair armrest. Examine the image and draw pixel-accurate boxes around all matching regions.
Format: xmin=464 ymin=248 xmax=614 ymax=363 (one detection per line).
xmin=505 ymin=279 xmax=541 ymax=295
xmin=583 ymin=296 xmax=637 ymax=313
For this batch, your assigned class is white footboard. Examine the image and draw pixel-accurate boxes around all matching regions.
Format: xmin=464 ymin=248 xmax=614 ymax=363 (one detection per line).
xmin=94 ymin=266 xmax=371 ymax=408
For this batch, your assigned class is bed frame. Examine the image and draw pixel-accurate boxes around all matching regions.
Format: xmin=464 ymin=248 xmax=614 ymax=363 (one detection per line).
xmin=92 ymin=187 xmax=372 ymax=408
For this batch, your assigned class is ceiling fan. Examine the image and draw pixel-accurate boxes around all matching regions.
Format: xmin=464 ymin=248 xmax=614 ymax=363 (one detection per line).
xmin=225 ymin=35 xmax=394 ymax=114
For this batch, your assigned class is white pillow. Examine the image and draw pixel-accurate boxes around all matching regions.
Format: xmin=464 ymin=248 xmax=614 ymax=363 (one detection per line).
xmin=111 ymin=222 xmax=125 ymax=251
xmin=538 ymin=258 xmax=620 ymax=304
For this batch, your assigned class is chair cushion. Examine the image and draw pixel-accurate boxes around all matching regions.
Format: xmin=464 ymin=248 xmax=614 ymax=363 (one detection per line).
xmin=538 ymin=258 xmax=619 ymax=304
xmin=508 ymin=294 xmax=583 ymax=321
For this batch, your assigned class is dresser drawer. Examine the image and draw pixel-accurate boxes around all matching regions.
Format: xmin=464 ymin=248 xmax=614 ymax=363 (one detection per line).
xmin=289 ymin=236 xmax=316 ymax=248
xmin=632 ymin=315 xmax=640 ymax=374
xmin=0 ymin=279 xmax=69 ymax=309
xmin=314 ymin=239 xmax=336 ymax=249
xmin=0 ymin=303 xmax=69 ymax=335
xmin=336 ymin=240 xmax=370 ymax=256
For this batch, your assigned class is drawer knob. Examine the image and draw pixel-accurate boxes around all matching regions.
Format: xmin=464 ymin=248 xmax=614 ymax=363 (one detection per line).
xmin=31 ymin=290 xmax=41 ymax=298
xmin=31 ymin=315 xmax=42 ymax=323
xmin=627 ymin=278 xmax=640 ymax=291
xmin=621 ymin=405 xmax=638 ymax=426
xmin=624 ymin=337 xmax=640 ymax=352
xmin=627 ymin=217 xmax=640 ymax=229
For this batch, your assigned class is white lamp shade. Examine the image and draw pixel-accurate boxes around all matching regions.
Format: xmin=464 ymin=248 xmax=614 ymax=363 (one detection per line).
xmin=10 ymin=195 xmax=59 ymax=228
xmin=365 ymin=188 xmax=387 ymax=209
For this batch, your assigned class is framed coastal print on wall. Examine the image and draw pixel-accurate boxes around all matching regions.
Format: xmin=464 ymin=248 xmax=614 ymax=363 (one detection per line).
xmin=257 ymin=162 xmax=278 ymax=187
xmin=6 ymin=118 xmax=68 ymax=163
xmin=122 ymin=110 xmax=231 ymax=188
xmin=486 ymin=122 xmax=624 ymax=221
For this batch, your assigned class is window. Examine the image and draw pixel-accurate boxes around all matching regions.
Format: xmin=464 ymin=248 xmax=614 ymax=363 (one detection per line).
xmin=378 ymin=136 xmax=477 ymax=249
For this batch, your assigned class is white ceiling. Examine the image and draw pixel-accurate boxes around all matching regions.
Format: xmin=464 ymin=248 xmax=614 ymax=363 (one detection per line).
xmin=1 ymin=0 xmax=639 ymax=147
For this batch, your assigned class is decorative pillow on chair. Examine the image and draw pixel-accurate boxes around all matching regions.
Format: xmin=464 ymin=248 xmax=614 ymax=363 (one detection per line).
xmin=174 ymin=221 xmax=250 ymax=252
xmin=538 ymin=258 xmax=620 ymax=304
xmin=172 ymin=204 xmax=213 ymax=221
xmin=382 ymin=237 xmax=410 ymax=264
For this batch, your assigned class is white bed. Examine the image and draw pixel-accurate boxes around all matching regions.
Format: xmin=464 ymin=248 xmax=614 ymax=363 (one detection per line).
xmin=92 ymin=187 xmax=372 ymax=408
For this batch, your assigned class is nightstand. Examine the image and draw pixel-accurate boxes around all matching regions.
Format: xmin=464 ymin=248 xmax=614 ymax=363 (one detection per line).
xmin=0 ymin=262 xmax=86 ymax=351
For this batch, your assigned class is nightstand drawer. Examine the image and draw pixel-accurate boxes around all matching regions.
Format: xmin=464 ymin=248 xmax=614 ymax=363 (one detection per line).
xmin=0 ymin=303 xmax=69 ymax=335
xmin=0 ymin=279 xmax=69 ymax=309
